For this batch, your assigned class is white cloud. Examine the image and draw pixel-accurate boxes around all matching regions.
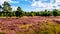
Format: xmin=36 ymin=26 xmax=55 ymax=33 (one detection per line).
xmin=55 ymin=0 xmax=60 ymax=2
xmin=31 ymin=0 xmax=60 ymax=11
xmin=11 ymin=6 xmax=18 ymax=11
xmin=0 ymin=0 xmax=7 ymax=5
xmin=31 ymin=1 xmax=37 ymax=6
xmin=7 ymin=0 xmax=19 ymax=3
xmin=0 ymin=0 xmax=19 ymax=5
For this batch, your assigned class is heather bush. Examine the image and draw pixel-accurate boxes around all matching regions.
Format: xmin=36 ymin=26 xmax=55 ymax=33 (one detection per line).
xmin=16 ymin=20 xmax=60 ymax=34
xmin=36 ymin=20 xmax=60 ymax=34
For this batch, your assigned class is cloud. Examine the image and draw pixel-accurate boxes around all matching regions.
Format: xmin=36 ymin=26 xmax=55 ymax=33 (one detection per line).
xmin=0 ymin=0 xmax=19 ymax=5
xmin=7 ymin=0 xmax=19 ymax=3
xmin=56 ymin=0 xmax=60 ymax=2
xmin=0 ymin=0 xmax=7 ymax=5
xmin=11 ymin=6 xmax=18 ymax=11
xmin=30 ymin=0 xmax=60 ymax=11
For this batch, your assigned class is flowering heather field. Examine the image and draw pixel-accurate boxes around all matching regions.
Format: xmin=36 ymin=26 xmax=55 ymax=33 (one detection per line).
xmin=0 ymin=16 xmax=60 ymax=34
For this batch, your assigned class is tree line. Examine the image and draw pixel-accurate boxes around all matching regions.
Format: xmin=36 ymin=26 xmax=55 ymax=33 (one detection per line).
xmin=0 ymin=1 xmax=60 ymax=18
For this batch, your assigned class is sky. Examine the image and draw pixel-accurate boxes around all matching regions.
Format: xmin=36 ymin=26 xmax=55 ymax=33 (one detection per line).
xmin=0 ymin=0 xmax=60 ymax=11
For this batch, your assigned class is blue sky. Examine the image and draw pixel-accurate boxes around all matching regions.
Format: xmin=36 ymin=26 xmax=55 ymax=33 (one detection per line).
xmin=0 ymin=0 xmax=60 ymax=11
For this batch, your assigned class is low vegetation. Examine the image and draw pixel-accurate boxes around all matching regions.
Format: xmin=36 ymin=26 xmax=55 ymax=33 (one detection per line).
xmin=16 ymin=20 xmax=60 ymax=34
xmin=0 ymin=17 xmax=59 ymax=34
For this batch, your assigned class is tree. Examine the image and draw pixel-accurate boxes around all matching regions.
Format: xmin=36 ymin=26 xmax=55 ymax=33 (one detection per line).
xmin=15 ymin=7 xmax=23 ymax=18
xmin=53 ymin=9 xmax=59 ymax=17
xmin=31 ymin=11 xmax=35 ymax=17
xmin=0 ymin=5 xmax=2 ymax=11
xmin=2 ymin=1 xmax=12 ymax=17
xmin=0 ymin=5 xmax=2 ymax=16
xmin=8 ymin=7 xmax=12 ymax=17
